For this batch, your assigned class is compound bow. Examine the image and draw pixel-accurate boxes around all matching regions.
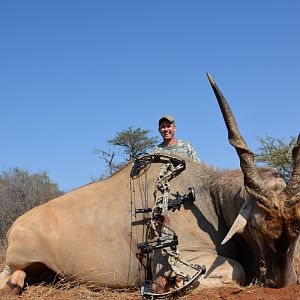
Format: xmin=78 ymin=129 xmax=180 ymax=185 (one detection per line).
xmin=131 ymin=153 xmax=206 ymax=299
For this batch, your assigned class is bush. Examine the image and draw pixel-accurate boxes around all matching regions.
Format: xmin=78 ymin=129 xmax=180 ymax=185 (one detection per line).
xmin=255 ymin=135 xmax=296 ymax=182
xmin=0 ymin=168 xmax=63 ymax=244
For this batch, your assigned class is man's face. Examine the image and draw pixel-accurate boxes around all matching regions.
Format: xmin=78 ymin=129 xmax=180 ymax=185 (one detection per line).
xmin=159 ymin=120 xmax=176 ymax=142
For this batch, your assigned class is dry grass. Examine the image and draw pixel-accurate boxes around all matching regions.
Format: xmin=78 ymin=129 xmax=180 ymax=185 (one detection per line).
xmin=2 ymin=280 xmax=140 ymax=299
xmin=0 ymin=276 xmax=299 ymax=300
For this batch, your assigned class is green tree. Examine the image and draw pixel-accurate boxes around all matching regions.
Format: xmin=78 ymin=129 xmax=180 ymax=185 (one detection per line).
xmin=95 ymin=126 xmax=158 ymax=177
xmin=0 ymin=167 xmax=63 ymax=243
xmin=255 ymin=135 xmax=297 ymax=181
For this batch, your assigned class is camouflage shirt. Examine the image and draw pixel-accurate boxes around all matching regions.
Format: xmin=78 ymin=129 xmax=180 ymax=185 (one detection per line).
xmin=152 ymin=139 xmax=201 ymax=162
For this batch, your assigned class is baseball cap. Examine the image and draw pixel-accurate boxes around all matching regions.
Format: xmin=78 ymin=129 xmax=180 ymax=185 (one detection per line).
xmin=158 ymin=115 xmax=175 ymax=126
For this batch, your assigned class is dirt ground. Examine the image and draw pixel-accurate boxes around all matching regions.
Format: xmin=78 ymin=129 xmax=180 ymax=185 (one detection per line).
xmin=0 ymin=282 xmax=299 ymax=300
xmin=0 ymin=255 xmax=299 ymax=300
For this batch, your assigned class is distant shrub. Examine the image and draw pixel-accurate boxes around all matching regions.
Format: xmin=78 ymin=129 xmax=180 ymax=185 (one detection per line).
xmin=255 ymin=135 xmax=296 ymax=182
xmin=0 ymin=167 xmax=63 ymax=245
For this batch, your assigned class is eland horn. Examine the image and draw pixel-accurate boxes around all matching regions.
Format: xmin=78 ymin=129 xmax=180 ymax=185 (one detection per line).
xmin=207 ymin=73 xmax=274 ymax=209
xmin=284 ymin=133 xmax=300 ymax=208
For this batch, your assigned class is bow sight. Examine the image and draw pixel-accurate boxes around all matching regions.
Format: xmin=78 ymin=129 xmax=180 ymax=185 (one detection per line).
xmin=135 ymin=187 xmax=195 ymax=217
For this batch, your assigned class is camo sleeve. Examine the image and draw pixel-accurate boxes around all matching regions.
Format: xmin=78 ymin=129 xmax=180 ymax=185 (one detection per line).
xmin=151 ymin=140 xmax=201 ymax=163
xmin=177 ymin=140 xmax=201 ymax=162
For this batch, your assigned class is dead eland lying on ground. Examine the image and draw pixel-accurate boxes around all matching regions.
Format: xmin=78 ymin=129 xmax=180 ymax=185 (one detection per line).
xmin=0 ymin=74 xmax=299 ymax=296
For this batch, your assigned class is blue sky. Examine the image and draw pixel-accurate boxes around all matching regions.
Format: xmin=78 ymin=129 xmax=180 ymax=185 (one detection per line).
xmin=1 ymin=1 xmax=299 ymax=191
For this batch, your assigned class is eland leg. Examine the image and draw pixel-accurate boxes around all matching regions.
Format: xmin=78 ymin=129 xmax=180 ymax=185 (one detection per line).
xmin=0 ymin=267 xmax=26 ymax=295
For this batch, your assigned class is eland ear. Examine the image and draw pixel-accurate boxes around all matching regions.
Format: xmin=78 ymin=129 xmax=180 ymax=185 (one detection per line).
xmin=221 ymin=196 xmax=254 ymax=245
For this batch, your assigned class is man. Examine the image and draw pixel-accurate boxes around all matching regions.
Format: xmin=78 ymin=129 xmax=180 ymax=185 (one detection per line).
xmin=152 ymin=115 xmax=200 ymax=162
